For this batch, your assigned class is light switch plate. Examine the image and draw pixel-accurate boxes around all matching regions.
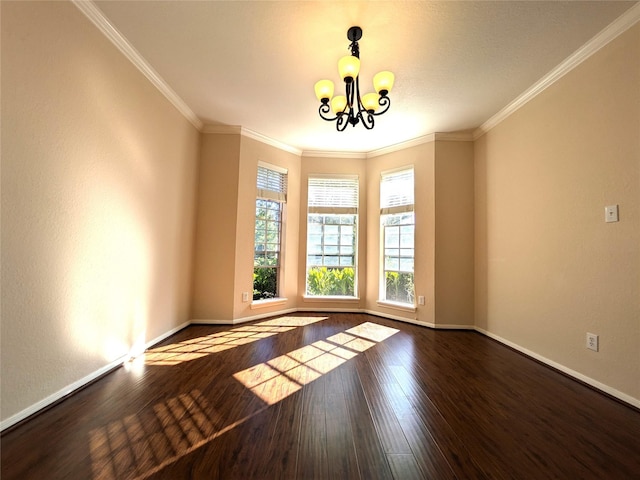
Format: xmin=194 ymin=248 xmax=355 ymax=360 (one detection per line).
xmin=605 ymin=205 xmax=619 ymax=223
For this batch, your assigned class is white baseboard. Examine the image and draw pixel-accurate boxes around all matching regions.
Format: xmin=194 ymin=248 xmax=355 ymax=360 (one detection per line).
xmin=191 ymin=307 xmax=299 ymax=326
xmin=190 ymin=318 xmax=234 ymax=325
xmin=297 ymin=307 xmax=363 ymax=313
xmin=475 ymin=327 xmax=640 ymax=410
xmin=0 ymin=355 xmax=127 ymax=432
xmin=434 ymin=323 xmax=476 ymax=330
xmin=1 ymin=320 xmax=191 ymax=433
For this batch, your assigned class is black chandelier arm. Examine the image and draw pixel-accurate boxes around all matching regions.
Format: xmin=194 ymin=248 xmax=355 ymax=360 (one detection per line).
xmin=318 ymin=102 xmax=339 ymax=122
xmin=336 ymin=113 xmax=350 ymax=131
xmin=355 ymin=108 xmax=375 ymax=129
xmin=372 ymin=95 xmax=391 ymax=116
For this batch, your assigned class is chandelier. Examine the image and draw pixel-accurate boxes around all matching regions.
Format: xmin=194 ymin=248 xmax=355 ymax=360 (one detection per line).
xmin=314 ymin=26 xmax=394 ymax=131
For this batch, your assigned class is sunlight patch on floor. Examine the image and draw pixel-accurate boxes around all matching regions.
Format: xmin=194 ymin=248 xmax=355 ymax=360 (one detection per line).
xmin=233 ymin=322 xmax=399 ymax=405
xmin=139 ymin=316 xmax=328 ymax=366
xmin=89 ymin=320 xmax=398 ymax=480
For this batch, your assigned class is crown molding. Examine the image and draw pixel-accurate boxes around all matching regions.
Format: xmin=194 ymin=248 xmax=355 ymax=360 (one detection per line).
xmin=474 ymin=2 xmax=640 ymax=140
xmin=201 ymin=125 xmax=242 ymax=135
xmin=240 ymin=128 xmax=303 ymax=156
xmin=434 ymin=132 xmax=475 ymax=142
xmin=201 ymin=125 xmax=302 ymax=156
xmin=300 ymin=131 xmax=473 ymax=159
xmin=301 ymin=150 xmax=367 ymax=159
xmin=366 ymin=132 xmax=473 ymax=158
xmin=72 ymin=0 xmax=203 ymax=130
xmin=365 ymin=134 xmax=435 ymax=158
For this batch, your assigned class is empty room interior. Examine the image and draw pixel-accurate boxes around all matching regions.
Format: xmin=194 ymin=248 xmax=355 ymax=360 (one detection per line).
xmin=1 ymin=1 xmax=639 ymax=479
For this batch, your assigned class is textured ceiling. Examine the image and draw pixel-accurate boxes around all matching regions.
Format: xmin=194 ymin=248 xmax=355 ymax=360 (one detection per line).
xmin=92 ymin=1 xmax=637 ymax=153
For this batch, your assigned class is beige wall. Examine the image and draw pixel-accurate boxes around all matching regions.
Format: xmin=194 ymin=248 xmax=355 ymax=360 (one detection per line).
xmin=475 ymin=23 xmax=640 ymax=401
xmin=365 ymin=143 xmax=437 ymax=325
xmin=234 ymin=136 xmax=301 ymax=319
xmin=299 ymin=156 xmax=368 ymax=310
xmin=191 ymin=134 xmax=301 ymax=321
xmin=1 ymin=2 xmax=200 ymax=422
xmin=435 ymin=141 xmax=475 ymax=326
xmin=191 ymin=134 xmax=241 ymax=320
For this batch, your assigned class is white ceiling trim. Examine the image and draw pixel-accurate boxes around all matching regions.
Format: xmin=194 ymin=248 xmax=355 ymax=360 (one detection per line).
xmin=201 ymin=125 xmax=243 ymax=135
xmin=241 ymin=128 xmax=303 ymax=156
xmin=72 ymin=0 xmax=203 ymax=130
xmin=474 ymin=2 xmax=640 ymax=140
xmin=365 ymin=134 xmax=436 ymax=159
xmin=202 ymin=125 xmax=302 ymax=156
xmin=301 ymin=150 xmax=368 ymax=160
xmin=365 ymin=132 xmax=474 ymax=159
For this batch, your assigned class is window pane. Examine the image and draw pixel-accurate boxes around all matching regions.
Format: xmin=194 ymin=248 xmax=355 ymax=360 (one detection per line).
xmin=340 ymin=246 xmax=354 ymax=255
xmin=325 ymin=245 xmax=339 ymax=255
xmin=325 ymin=235 xmax=339 ymax=245
xmin=340 ymin=234 xmax=354 ymax=246
xmin=323 ymin=256 xmax=338 ymax=266
xmin=401 ymin=213 xmax=415 ymax=224
xmin=399 ymin=258 xmax=414 ymax=272
xmin=307 ymin=255 xmax=323 ymax=265
xmin=266 ymin=209 xmax=281 ymax=222
xmin=308 ymin=224 xmax=323 ymax=234
xmin=340 ymin=256 xmax=354 ymax=266
xmin=341 ymin=225 xmax=354 ymax=235
xmin=325 ymin=225 xmax=339 ymax=235
xmin=385 ymin=257 xmax=399 ymax=270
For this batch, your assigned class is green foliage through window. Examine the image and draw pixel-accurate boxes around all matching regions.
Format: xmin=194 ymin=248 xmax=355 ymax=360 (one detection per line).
xmin=253 ymin=267 xmax=277 ymax=300
xmin=307 ymin=267 xmax=355 ymax=296
xmin=385 ymin=272 xmax=414 ymax=304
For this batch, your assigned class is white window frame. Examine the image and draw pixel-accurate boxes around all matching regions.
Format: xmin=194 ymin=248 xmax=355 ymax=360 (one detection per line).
xmin=305 ymin=175 xmax=359 ymax=298
xmin=253 ymin=162 xmax=287 ymax=302
xmin=379 ymin=167 xmax=415 ymax=307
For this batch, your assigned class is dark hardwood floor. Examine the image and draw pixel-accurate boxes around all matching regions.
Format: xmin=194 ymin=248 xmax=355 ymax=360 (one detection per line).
xmin=2 ymin=313 xmax=639 ymax=479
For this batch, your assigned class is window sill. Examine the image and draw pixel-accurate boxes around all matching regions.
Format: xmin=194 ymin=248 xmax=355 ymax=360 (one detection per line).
xmin=303 ymin=295 xmax=360 ymax=302
xmin=376 ymin=300 xmax=416 ymax=313
xmin=250 ymin=297 xmax=288 ymax=309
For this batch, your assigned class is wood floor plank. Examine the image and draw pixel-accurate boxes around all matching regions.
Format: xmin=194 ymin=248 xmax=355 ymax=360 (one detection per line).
xmin=339 ymin=361 xmax=395 ymax=480
xmin=387 ymin=453 xmax=426 ymax=480
xmin=355 ymin=353 xmax=413 ymax=454
xmin=325 ymin=390 xmax=360 ymax=479
xmin=2 ymin=313 xmax=639 ymax=480
xmin=394 ymin=411 xmax=457 ymax=480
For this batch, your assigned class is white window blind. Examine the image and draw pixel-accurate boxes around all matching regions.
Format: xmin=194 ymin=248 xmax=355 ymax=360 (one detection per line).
xmin=308 ymin=177 xmax=358 ymax=214
xmin=380 ymin=168 xmax=414 ymax=215
xmin=257 ymin=165 xmax=287 ymax=202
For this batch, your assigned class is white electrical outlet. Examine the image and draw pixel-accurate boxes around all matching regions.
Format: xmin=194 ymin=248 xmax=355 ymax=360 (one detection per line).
xmin=418 ymin=296 xmax=425 ymax=305
xmin=242 ymin=292 xmax=249 ymax=302
xmin=586 ymin=333 xmax=599 ymax=352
